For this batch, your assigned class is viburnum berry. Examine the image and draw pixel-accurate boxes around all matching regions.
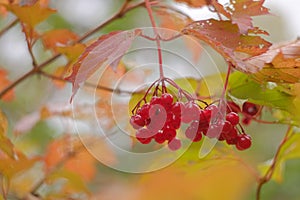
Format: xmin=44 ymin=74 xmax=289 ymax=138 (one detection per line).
xmin=130 ymin=86 xmax=253 ymax=151
xmin=130 ymin=115 xmax=145 ymax=129
xmin=226 ymin=112 xmax=239 ymax=126
xmin=235 ymin=134 xmax=252 ymax=150
xmin=182 ymin=101 xmax=200 ymax=123
xmin=161 ymin=93 xmax=173 ymax=105
xmin=136 ymin=128 xmax=152 ymax=144
xmin=242 ymin=102 xmax=259 ymax=116
xmin=168 ymin=138 xmax=181 ymax=151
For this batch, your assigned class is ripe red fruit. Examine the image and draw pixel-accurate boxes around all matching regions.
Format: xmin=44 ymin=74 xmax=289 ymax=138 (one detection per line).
xmin=185 ymin=126 xmax=202 ymax=142
xmin=150 ymin=96 xmax=161 ymax=105
xmin=137 ymin=103 xmax=150 ymax=119
xmin=182 ymin=101 xmax=200 ymax=123
xmin=226 ymin=112 xmax=239 ymax=126
xmin=171 ymin=101 xmax=184 ymax=116
xmin=236 ymin=134 xmax=252 ymax=150
xmin=154 ymin=132 xmax=166 ymax=144
xmin=227 ymin=101 xmax=241 ymax=113
xmin=136 ymin=128 xmax=152 ymax=144
xmin=222 ymin=121 xmax=233 ymax=133
xmin=206 ymin=124 xmax=222 ymax=139
xmin=163 ymin=127 xmax=177 ymax=141
xmin=161 ymin=93 xmax=173 ymax=105
xmin=130 ymin=115 xmax=145 ymax=129
xmin=242 ymin=102 xmax=259 ymax=116
xmin=168 ymin=138 xmax=181 ymax=151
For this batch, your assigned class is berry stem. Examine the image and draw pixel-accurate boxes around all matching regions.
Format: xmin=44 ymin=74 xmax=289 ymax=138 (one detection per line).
xmin=221 ymin=63 xmax=232 ymax=100
xmin=144 ymin=0 xmax=165 ymax=81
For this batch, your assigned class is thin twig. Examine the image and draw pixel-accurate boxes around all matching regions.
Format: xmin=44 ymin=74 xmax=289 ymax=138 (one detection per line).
xmin=256 ymin=126 xmax=293 ymax=200
xmin=38 ymin=70 xmax=134 ymax=95
xmin=0 ymin=18 xmax=19 ymax=37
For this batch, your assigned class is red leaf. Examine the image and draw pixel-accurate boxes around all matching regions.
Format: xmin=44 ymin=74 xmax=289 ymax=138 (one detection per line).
xmin=65 ymin=30 xmax=141 ymax=101
xmin=226 ymin=0 xmax=270 ymax=33
xmin=182 ymin=19 xmax=271 ymax=72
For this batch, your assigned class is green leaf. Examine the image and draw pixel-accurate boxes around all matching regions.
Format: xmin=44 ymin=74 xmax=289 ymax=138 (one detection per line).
xmin=229 ymin=71 xmax=295 ymax=113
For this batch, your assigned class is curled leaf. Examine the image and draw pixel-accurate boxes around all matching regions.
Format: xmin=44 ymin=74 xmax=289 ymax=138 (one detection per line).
xmin=65 ymin=29 xmax=141 ymax=101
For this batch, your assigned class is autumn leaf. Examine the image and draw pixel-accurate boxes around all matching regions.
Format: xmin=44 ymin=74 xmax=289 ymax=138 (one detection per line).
xmin=6 ymin=0 xmax=55 ymax=40
xmin=154 ymin=6 xmax=192 ymax=31
xmin=225 ymin=0 xmax=270 ymax=33
xmin=174 ymin=0 xmax=209 ymax=8
xmin=251 ymin=39 xmax=300 ymax=83
xmin=182 ymin=19 xmax=271 ymax=73
xmin=41 ymin=29 xmax=79 ymax=52
xmin=65 ymin=29 xmax=141 ymax=100
xmin=44 ymin=135 xmax=114 ymax=182
xmin=0 ymin=69 xmax=15 ymax=101
xmin=57 ymin=43 xmax=86 ymax=62
xmin=7 ymin=0 xmax=55 ymax=27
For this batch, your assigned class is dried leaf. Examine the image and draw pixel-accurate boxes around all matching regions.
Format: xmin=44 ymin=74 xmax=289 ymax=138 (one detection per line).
xmin=41 ymin=29 xmax=79 ymax=52
xmin=182 ymin=19 xmax=271 ymax=73
xmin=226 ymin=0 xmax=270 ymax=33
xmin=0 ymin=69 xmax=15 ymax=101
xmin=57 ymin=43 xmax=86 ymax=62
xmin=0 ymin=109 xmax=16 ymax=159
xmin=251 ymin=39 xmax=300 ymax=83
xmin=154 ymin=6 xmax=192 ymax=31
xmin=65 ymin=30 xmax=141 ymax=100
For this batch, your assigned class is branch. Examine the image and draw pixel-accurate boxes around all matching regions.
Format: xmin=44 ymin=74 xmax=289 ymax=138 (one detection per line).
xmin=38 ymin=70 xmax=134 ymax=95
xmin=0 ymin=18 xmax=19 ymax=38
xmin=256 ymin=126 xmax=294 ymax=200
xmin=0 ymin=1 xmax=145 ymax=100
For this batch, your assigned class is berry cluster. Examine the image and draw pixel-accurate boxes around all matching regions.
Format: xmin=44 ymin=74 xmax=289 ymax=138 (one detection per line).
xmin=184 ymin=105 xmax=252 ymax=151
xmin=130 ymin=92 xmax=252 ymax=151
xmin=130 ymin=93 xmax=182 ymax=151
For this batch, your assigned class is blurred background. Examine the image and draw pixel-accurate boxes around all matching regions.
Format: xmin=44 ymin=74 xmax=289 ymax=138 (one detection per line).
xmin=0 ymin=0 xmax=299 ymax=199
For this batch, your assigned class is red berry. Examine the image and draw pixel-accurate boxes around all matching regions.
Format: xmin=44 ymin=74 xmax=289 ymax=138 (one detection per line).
xmin=161 ymin=93 xmax=173 ymax=105
xmin=185 ymin=126 xmax=202 ymax=142
xmin=222 ymin=121 xmax=233 ymax=134
xmin=130 ymin=115 xmax=145 ymax=129
xmin=236 ymin=134 xmax=252 ymax=150
xmin=226 ymin=112 xmax=239 ymax=126
xmin=227 ymin=101 xmax=240 ymax=113
xmin=137 ymin=103 xmax=150 ymax=119
xmin=171 ymin=102 xmax=184 ymax=116
xmin=182 ymin=102 xmax=200 ymax=123
xmin=163 ymin=127 xmax=177 ymax=141
xmin=150 ymin=96 xmax=161 ymax=105
xmin=200 ymin=109 xmax=211 ymax=122
xmin=136 ymin=128 xmax=152 ymax=144
xmin=154 ymin=132 xmax=166 ymax=144
xmin=242 ymin=102 xmax=259 ymax=116
xmin=168 ymin=138 xmax=181 ymax=151
xmin=206 ymin=124 xmax=222 ymax=139
xmin=224 ymin=127 xmax=238 ymax=140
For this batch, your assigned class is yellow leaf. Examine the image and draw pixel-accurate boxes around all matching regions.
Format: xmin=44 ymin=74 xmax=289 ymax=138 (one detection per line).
xmin=7 ymin=1 xmax=55 ymax=28
xmin=57 ymin=43 xmax=86 ymax=62
xmin=0 ymin=109 xmax=7 ymax=136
